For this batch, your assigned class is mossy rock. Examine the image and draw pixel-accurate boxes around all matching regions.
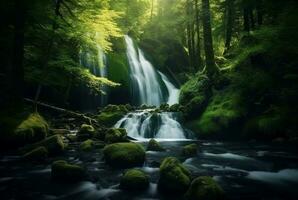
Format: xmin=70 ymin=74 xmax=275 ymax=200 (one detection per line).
xmin=21 ymin=135 xmax=65 ymax=155
xmin=104 ymin=128 xmax=127 ymax=144
xmin=103 ymin=142 xmax=145 ymax=168
xmin=158 ymin=157 xmax=191 ymax=193
xmin=185 ymin=176 xmax=225 ymax=200
xmin=97 ymin=105 xmax=129 ymax=127
xmin=51 ymin=160 xmax=85 ymax=182
xmin=79 ymin=139 xmax=94 ymax=152
xmin=77 ymin=124 xmax=95 ymax=141
xmin=120 ymin=169 xmax=149 ymax=190
xmin=147 ymin=139 xmax=165 ymax=151
xmin=23 ymin=146 xmax=48 ymax=161
xmin=0 ymin=112 xmax=48 ymax=148
xmin=159 ymin=103 xmax=170 ymax=111
xmin=182 ymin=144 xmax=198 ymax=158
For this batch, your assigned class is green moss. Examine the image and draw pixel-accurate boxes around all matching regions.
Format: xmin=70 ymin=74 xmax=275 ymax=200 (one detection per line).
xmin=77 ymin=124 xmax=96 ymax=141
xmin=147 ymin=139 xmax=165 ymax=152
xmin=190 ymin=88 xmax=245 ymax=137
xmin=103 ymin=142 xmax=145 ymax=168
xmin=104 ymin=128 xmax=127 ymax=144
xmin=0 ymin=112 xmax=48 ymax=148
xmin=21 ymin=135 xmax=65 ymax=155
xmin=97 ymin=105 xmax=129 ymax=127
xmin=51 ymin=160 xmax=85 ymax=182
xmin=182 ymin=144 xmax=198 ymax=158
xmin=79 ymin=139 xmax=94 ymax=151
xmin=23 ymin=146 xmax=48 ymax=161
xmin=158 ymin=157 xmax=191 ymax=193
xmin=185 ymin=176 xmax=225 ymax=200
xmin=120 ymin=169 xmax=149 ymax=190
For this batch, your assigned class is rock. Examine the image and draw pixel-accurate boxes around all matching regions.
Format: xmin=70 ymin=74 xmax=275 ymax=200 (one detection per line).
xmin=120 ymin=169 xmax=149 ymax=190
xmin=103 ymin=142 xmax=145 ymax=168
xmin=21 ymin=135 xmax=65 ymax=155
xmin=51 ymin=160 xmax=85 ymax=182
xmin=50 ymin=129 xmax=71 ymax=135
xmin=147 ymin=139 xmax=165 ymax=151
xmin=158 ymin=157 xmax=191 ymax=193
xmin=79 ymin=139 xmax=94 ymax=151
xmin=185 ymin=176 xmax=225 ymax=200
xmin=159 ymin=103 xmax=170 ymax=111
xmin=77 ymin=124 xmax=95 ymax=141
xmin=23 ymin=146 xmax=48 ymax=161
xmin=104 ymin=128 xmax=127 ymax=144
xmin=97 ymin=105 xmax=129 ymax=127
xmin=182 ymin=144 xmax=198 ymax=157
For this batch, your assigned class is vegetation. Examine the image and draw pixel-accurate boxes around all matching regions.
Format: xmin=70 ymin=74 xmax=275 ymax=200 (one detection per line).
xmin=120 ymin=169 xmax=150 ymax=190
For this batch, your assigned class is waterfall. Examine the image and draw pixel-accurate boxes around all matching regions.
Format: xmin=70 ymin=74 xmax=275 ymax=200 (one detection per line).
xmin=79 ymin=45 xmax=108 ymax=107
xmin=114 ymin=35 xmax=187 ymax=139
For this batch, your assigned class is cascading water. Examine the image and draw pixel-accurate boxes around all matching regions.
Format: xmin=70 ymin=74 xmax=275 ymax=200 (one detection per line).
xmin=79 ymin=45 xmax=108 ymax=107
xmin=115 ymin=35 xmax=188 ymax=140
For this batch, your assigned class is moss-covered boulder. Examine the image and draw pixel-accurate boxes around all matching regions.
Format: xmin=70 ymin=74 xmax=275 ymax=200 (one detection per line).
xmin=97 ymin=105 xmax=129 ymax=127
xmin=103 ymin=142 xmax=145 ymax=168
xmin=51 ymin=160 xmax=85 ymax=182
xmin=104 ymin=128 xmax=127 ymax=144
xmin=21 ymin=135 xmax=65 ymax=155
xmin=79 ymin=139 xmax=94 ymax=152
xmin=77 ymin=124 xmax=95 ymax=141
xmin=0 ymin=112 xmax=48 ymax=148
xmin=185 ymin=176 xmax=225 ymax=200
xmin=179 ymin=75 xmax=211 ymax=119
xmin=120 ymin=169 xmax=149 ymax=190
xmin=147 ymin=139 xmax=165 ymax=151
xmin=182 ymin=144 xmax=198 ymax=157
xmin=23 ymin=146 xmax=48 ymax=161
xmin=158 ymin=157 xmax=191 ymax=193
xmin=188 ymin=88 xmax=245 ymax=138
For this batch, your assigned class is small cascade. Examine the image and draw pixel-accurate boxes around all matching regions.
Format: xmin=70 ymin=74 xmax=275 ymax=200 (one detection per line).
xmin=79 ymin=45 xmax=108 ymax=107
xmin=115 ymin=35 xmax=187 ymax=139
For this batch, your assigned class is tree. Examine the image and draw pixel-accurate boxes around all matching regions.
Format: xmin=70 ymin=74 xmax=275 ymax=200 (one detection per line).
xmin=224 ymin=0 xmax=234 ymax=53
xmin=194 ymin=0 xmax=202 ymax=69
xmin=201 ymin=0 xmax=217 ymax=76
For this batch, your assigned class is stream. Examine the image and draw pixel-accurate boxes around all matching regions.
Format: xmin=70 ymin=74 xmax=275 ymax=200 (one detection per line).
xmin=1 ymin=140 xmax=298 ymax=200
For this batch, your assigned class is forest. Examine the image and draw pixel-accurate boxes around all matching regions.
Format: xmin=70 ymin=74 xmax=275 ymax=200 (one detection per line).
xmin=0 ymin=0 xmax=298 ymax=199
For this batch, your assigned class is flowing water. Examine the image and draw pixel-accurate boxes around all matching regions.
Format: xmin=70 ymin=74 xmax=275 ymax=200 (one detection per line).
xmin=116 ymin=36 xmax=186 ymax=139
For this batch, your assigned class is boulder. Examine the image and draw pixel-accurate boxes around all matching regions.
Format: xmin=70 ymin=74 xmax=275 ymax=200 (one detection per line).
xmin=120 ymin=169 xmax=149 ymax=190
xmin=158 ymin=157 xmax=191 ymax=193
xmin=23 ymin=146 xmax=48 ymax=161
xmin=104 ymin=128 xmax=127 ymax=144
xmin=77 ymin=124 xmax=95 ymax=141
xmin=147 ymin=139 xmax=165 ymax=151
xmin=79 ymin=139 xmax=94 ymax=152
xmin=103 ymin=142 xmax=145 ymax=168
xmin=51 ymin=160 xmax=85 ymax=182
xmin=182 ymin=144 xmax=198 ymax=157
xmin=21 ymin=135 xmax=65 ymax=155
xmin=185 ymin=176 xmax=225 ymax=200
xmin=97 ymin=105 xmax=129 ymax=127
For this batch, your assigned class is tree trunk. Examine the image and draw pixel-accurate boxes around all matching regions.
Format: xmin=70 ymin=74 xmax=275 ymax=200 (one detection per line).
xmin=243 ymin=7 xmax=250 ymax=32
xmin=194 ymin=0 xmax=202 ymax=69
xmin=249 ymin=8 xmax=255 ymax=30
xmin=151 ymin=0 xmax=154 ymax=20
xmin=10 ymin=0 xmax=26 ymax=103
xmin=201 ymin=0 xmax=216 ymax=76
xmin=256 ymin=0 xmax=263 ymax=26
xmin=224 ymin=0 xmax=234 ymax=53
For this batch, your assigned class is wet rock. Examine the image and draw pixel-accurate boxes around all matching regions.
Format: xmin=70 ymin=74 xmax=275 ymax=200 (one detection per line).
xmin=50 ymin=129 xmax=71 ymax=135
xmin=182 ymin=143 xmax=198 ymax=157
xmin=158 ymin=157 xmax=191 ymax=193
xmin=79 ymin=139 xmax=94 ymax=151
xmin=23 ymin=146 xmax=48 ymax=161
xmin=97 ymin=105 xmax=129 ymax=127
xmin=104 ymin=128 xmax=127 ymax=144
xmin=185 ymin=176 xmax=225 ymax=200
xmin=21 ymin=135 xmax=65 ymax=155
xmin=51 ymin=160 xmax=85 ymax=182
xmin=103 ymin=142 xmax=145 ymax=168
xmin=120 ymin=169 xmax=149 ymax=190
xmin=77 ymin=124 xmax=95 ymax=141
xmin=147 ymin=139 xmax=165 ymax=151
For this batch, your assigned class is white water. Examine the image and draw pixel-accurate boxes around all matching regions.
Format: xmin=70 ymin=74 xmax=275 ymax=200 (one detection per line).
xmin=115 ymin=36 xmax=186 ymax=139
